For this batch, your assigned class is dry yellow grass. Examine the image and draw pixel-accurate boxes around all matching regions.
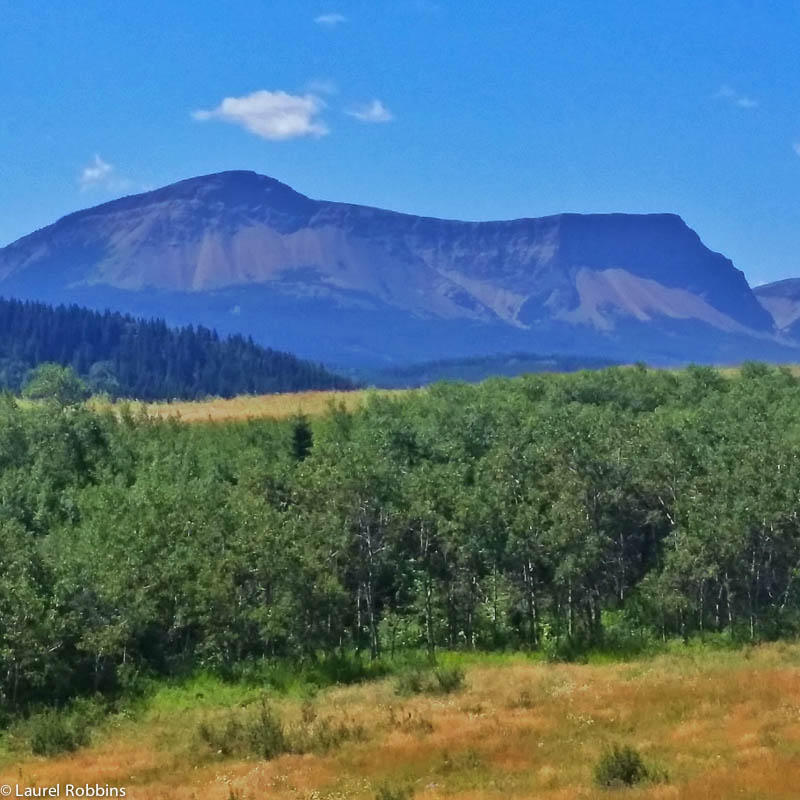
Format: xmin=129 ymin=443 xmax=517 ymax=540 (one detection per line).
xmin=5 ymin=644 xmax=800 ymax=799
xmin=143 ymin=389 xmax=370 ymax=423
xmin=93 ymin=389 xmax=410 ymax=423
xmin=77 ymin=364 xmax=800 ymax=424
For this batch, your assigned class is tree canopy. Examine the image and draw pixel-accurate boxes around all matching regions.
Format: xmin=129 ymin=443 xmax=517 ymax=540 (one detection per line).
xmin=22 ymin=364 xmax=89 ymax=406
xmin=2 ymin=363 xmax=800 ymax=711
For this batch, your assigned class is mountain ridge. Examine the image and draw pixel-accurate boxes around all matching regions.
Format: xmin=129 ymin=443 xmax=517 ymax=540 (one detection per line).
xmin=0 ymin=170 xmax=794 ymax=366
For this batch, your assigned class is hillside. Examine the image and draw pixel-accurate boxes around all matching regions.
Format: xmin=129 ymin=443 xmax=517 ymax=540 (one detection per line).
xmin=755 ymin=278 xmax=800 ymax=336
xmin=0 ymin=296 xmax=351 ymax=400
xmin=1 ymin=171 xmax=796 ymax=366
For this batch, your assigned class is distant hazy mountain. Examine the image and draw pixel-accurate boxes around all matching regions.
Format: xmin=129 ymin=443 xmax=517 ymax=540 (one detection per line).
xmin=1 ymin=170 xmax=796 ymax=366
xmin=358 ymin=353 xmax=620 ymax=389
xmin=754 ymin=279 xmax=800 ymax=338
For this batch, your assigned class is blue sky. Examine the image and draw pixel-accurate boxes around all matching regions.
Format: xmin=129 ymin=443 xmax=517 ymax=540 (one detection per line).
xmin=1 ymin=0 xmax=798 ymax=285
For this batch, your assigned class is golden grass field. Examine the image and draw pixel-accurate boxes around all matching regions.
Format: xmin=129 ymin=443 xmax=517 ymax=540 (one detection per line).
xmin=94 ymin=389 xmax=389 ymax=423
xmin=87 ymin=364 xmax=800 ymax=424
xmin=5 ymin=644 xmax=800 ymax=800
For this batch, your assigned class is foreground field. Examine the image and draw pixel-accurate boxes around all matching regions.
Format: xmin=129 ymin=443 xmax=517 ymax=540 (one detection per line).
xmin=5 ymin=644 xmax=800 ymax=800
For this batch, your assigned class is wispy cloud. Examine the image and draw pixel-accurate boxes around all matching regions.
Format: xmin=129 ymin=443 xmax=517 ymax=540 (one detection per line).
xmin=79 ymin=154 xmax=113 ymax=188
xmin=314 ymin=12 xmax=346 ymax=26
xmin=715 ymin=85 xmax=759 ymax=109
xmin=306 ymin=78 xmax=338 ymax=96
xmin=78 ymin=154 xmax=133 ymax=192
xmin=346 ymin=99 xmax=394 ymax=123
xmin=793 ymin=142 xmax=800 ymax=158
xmin=193 ymin=90 xmax=329 ymax=140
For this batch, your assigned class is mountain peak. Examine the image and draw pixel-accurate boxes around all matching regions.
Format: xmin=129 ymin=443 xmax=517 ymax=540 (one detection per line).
xmin=66 ymin=170 xmax=314 ymax=221
xmin=155 ymin=169 xmax=305 ymax=198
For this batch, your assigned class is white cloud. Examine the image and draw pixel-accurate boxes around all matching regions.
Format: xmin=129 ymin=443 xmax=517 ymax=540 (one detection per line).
xmin=314 ymin=12 xmax=346 ymax=26
xmin=793 ymin=142 xmax=800 ymax=157
xmin=193 ymin=90 xmax=329 ymax=140
xmin=715 ymin=84 xmax=759 ymax=109
xmin=346 ymin=99 xmax=394 ymax=123
xmin=79 ymin=154 xmax=114 ymax=188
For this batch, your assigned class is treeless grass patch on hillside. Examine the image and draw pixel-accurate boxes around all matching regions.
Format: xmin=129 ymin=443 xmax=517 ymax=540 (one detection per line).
xmin=82 ymin=365 xmax=800 ymax=423
xmin=95 ymin=389 xmax=411 ymax=423
xmin=144 ymin=390 xmax=368 ymax=422
xmin=5 ymin=644 xmax=800 ymax=799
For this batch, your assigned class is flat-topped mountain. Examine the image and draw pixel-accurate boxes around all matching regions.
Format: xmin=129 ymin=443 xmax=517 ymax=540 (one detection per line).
xmin=0 ymin=171 xmax=794 ymax=366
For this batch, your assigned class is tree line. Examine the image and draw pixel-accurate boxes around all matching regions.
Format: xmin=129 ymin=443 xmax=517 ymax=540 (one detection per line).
xmin=0 ymin=296 xmax=351 ymax=400
xmin=2 ymin=362 xmax=800 ymax=712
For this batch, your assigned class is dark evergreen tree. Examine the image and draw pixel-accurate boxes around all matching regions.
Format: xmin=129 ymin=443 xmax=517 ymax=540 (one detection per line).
xmin=0 ymin=296 xmax=352 ymax=400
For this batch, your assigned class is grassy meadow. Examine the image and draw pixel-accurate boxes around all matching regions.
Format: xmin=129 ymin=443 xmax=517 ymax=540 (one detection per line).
xmin=3 ymin=644 xmax=800 ymax=799
xmin=88 ymin=364 xmax=800 ymax=424
xmin=90 ymin=388 xmax=398 ymax=422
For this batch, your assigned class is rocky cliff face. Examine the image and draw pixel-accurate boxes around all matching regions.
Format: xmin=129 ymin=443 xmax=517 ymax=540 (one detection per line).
xmin=0 ymin=171 xmax=791 ymax=366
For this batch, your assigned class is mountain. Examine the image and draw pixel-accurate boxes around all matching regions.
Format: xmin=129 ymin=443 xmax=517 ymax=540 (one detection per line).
xmin=754 ymin=279 xmax=800 ymax=338
xmin=0 ymin=296 xmax=352 ymax=400
xmin=0 ymin=170 xmax=795 ymax=366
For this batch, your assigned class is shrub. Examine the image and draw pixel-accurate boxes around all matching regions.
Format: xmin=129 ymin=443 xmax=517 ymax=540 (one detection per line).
xmin=198 ymin=698 xmax=365 ymax=761
xmin=198 ymin=700 xmax=286 ymax=760
xmin=387 ymin=706 xmax=434 ymax=735
xmin=433 ymin=667 xmax=465 ymax=694
xmin=197 ymin=714 xmax=250 ymax=757
xmin=375 ymin=784 xmax=413 ymax=800
xmin=593 ymin=744 xmax=650 ymax=788
xmin=301 ymin=699 xmax=317 ymax=726
xmin=394 ymin=666 xmax=466 ymax=696
xmin=395 ymin=670 xmax=426 ymax=696
xmin=291 ymin=712 xmax=366 ymax=753
xmin=247 ymin=700 xmax=287 ymax=760
xmin=508 ymin=689 xmax=534 ymax=709
xmin=27 ymin=709 xmax=90 ymax=756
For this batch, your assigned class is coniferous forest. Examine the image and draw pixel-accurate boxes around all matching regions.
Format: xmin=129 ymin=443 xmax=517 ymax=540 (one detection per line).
xmin=2 ymin=363 xmax=800 ymax=712
xmin=0 ymin=297 xmax=351 ymax=399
